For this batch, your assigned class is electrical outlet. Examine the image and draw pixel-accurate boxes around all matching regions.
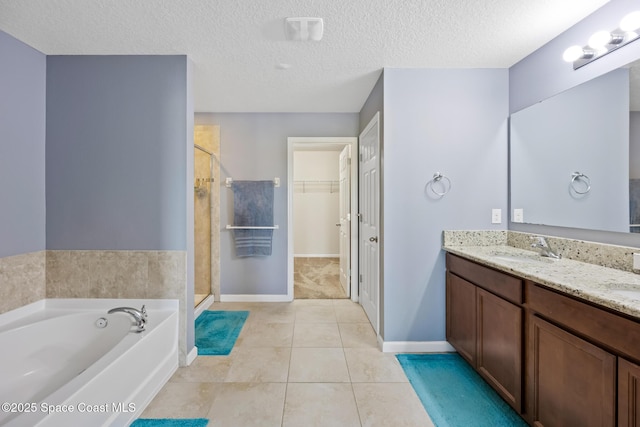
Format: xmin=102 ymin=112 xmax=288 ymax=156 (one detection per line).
xmin=513 ymin=208 xmax=524 ymax=223
xmin=491 ymin=209 xmax=501 ymax=224
xmin=634 ymin=253 xmax=640 ymax=270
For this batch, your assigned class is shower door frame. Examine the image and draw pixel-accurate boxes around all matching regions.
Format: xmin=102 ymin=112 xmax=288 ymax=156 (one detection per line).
xmin=194 ymin=143 xmax=215 ymax=307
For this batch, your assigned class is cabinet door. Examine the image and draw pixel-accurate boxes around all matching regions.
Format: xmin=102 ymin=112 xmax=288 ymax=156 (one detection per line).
xmin=446 ymin=272 xmax=476 ymax=365
xmin=477 ymin=288 xmax=522 ymax=412
xmin=528 ymin=315 xmax=616 ymax=427
xmin=619 ymin=358 xmax=640 ymax=427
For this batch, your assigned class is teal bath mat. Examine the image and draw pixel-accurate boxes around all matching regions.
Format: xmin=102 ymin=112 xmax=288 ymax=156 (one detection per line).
xmin=396 ymin=353 xmax=527 ymax=427
xmin=130 ymin=419 xmax=208 ymax=427
xmin=195 ymin=310 xmax=249 ymax=355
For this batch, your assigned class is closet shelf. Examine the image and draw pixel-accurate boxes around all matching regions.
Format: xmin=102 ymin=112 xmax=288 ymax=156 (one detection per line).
xmin=294 ymin=180 xmax=339 ymax=193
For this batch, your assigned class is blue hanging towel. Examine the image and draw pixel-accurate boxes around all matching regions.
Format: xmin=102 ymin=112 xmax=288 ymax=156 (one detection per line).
xmin=231 ymin=180 xmax=274 ymax=257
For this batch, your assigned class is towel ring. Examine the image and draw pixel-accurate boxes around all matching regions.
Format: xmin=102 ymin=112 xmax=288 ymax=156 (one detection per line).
xmin=429 ymin=172 xmax=451 ymax=196
xmin=570 ymin=172 xmax=591 ymax=194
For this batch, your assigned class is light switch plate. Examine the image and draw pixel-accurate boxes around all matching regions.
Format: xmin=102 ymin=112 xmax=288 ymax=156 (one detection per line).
xmin=634 ymin=253 xmax=640 ymax=270
xmin=491 ymin=209 xmax=501 ymax=224
xmin=513 ymin=209 xmax=524 ymax=223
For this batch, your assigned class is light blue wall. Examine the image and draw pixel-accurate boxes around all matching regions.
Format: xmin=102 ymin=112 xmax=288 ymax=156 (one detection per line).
xmin=359 ymin=72 xmax=383 ymax=132
xmin=382 ymin=68 xmax=509 ymax=341
xmin=46 ymin=55 xmax=189 ymax=250
xmin=195 ymin=113 xmax=359 ymax=296
xmin=509 ymin=0 xmax=640 ymax=246
xmin=0 ymin=31 xmax=46 ymax=258
xmin=185 ymin=59 xmax=195 ymax=351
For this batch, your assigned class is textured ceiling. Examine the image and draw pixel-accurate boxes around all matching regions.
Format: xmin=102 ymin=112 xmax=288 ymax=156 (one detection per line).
xmin=0 ymin=0 xmax=609 ymax=113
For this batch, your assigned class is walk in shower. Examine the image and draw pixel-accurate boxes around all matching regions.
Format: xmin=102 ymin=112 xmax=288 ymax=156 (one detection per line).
xmin=194 ymin=144 xmax=214 ymax=307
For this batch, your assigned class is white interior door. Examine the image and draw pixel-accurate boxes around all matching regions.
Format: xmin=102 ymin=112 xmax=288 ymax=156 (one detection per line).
xmin=338 ymin=145 xmax=351 ymax=296
xmin=359 ymin=112 xmax=380 ymax=333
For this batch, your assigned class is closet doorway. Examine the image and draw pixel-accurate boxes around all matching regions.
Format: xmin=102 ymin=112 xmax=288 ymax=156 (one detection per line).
xmin=287 ymin=137 xmax=358 ymax=301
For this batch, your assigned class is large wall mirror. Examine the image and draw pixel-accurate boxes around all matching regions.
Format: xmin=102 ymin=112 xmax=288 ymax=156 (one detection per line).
xmin=510 ymin=58 xmax=640 ymax=233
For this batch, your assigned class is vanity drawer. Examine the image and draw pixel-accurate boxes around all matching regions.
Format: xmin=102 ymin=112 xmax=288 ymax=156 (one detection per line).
xmin=446 ymin=253 xmax=523 ymax=304
xmin=526 ymin=283 xmax=640 ymax=363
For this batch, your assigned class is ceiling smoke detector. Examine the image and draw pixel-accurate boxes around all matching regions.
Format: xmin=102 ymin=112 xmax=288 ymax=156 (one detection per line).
xmin=285 ymin=17 xmax=324 ymax=41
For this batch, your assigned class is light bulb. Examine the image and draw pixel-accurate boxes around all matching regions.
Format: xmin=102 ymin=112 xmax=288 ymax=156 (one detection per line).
xmin=620 ymin=11 xmax=640 ymax=32
xmin=588 ymin=30 xmax=612 ymax=48
xmin=563 ymin=45 xmax=585 ymax=62
xmin=624 ymin=31 xmax=640 ymax=43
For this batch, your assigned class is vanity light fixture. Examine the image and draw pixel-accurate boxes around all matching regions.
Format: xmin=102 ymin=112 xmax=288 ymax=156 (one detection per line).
xmin=564 ymin=10 xmax=640 ymax=70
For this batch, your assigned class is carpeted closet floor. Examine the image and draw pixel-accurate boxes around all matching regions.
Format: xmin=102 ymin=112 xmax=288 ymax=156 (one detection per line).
xmin=294 ymin=257 xmax=347 ymax=299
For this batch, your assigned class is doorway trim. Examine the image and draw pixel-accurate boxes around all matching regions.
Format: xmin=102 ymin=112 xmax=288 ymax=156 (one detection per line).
xmin=287 ymin=137 xmax=359 ymax=302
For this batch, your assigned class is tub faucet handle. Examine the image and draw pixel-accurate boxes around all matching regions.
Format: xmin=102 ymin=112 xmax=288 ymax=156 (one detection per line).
xmin=107 ymin=306 xmax=147 ymax=332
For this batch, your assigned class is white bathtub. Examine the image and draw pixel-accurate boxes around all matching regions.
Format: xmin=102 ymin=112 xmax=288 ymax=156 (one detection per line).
xmin=0 ymin=299 xmax=178 ymax=427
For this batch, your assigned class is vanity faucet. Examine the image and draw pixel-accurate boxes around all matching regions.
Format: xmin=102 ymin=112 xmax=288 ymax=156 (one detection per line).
xmin=531 ymin=236 xmax=561 ymax=259
xmin=108 ymin=305 xmax=147 ymax=332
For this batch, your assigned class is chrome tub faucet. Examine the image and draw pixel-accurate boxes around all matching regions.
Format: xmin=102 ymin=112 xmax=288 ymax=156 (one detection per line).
xmin=108 ymin=305 xmax=147 ymax=332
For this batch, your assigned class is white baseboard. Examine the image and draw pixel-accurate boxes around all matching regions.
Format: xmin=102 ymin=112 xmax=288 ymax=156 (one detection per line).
xmin=381 ymin=340 xmax=456 ymax=353
xmin=220 ymin=294 xmax=293 ymax=302
xmin=186 ymin=346 xmax=198 ymax=366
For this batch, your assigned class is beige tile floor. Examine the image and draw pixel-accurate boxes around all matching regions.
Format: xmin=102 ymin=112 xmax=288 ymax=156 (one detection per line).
xmin=141 ymin=299 xmax=435 ymax=427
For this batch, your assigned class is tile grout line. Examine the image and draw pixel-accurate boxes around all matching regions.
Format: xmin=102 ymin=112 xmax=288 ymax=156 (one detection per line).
xmin=281 ymin=307 xmax=295 ymax=427
xmin=334 ymin=300 xmax=365 ymax=427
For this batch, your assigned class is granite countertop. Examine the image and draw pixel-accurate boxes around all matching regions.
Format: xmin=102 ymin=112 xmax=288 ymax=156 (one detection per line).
xmin=443 ymin=244 xmax=640 ymax=320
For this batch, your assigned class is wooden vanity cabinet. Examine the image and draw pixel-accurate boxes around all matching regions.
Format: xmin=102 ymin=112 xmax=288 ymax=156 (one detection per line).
xmin=446 ymin=253 xmax=523 ymax=412
xmin=446 ymin=272 xmax=476 ymax=364
xmin=446 ymin=252 xmax=640 ymax=426
xmin=477 ymin=287 xmax=523 ymax=411
xmin=528 ymin=314 xmax=616 ymax=427
xmin=619 ymin=358 xmax=640 ymax=426
xmin=526 ymin=281 xmax=640 ymax=426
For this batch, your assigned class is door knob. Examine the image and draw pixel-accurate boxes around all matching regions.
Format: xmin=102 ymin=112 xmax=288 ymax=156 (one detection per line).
xmin=336 ymin=223 xmax=341 ymax=226
xmin=369 ymin=236 xmax=378 ymax=242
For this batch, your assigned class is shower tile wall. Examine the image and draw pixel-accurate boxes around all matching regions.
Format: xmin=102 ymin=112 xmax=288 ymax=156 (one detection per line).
xmin=0 ymin=251 xmax=46 ymax=314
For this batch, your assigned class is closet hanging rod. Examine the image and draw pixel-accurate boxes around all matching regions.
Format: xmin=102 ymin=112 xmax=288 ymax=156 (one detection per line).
xmin=225 ymin=177 xmax=280 ymax=187
xmin=226 ymin=225 xmax=279 ymax=230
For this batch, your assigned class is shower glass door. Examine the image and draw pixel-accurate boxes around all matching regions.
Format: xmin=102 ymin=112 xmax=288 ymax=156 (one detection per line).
xmin=194 ymin=146 xmax=212 ymax=307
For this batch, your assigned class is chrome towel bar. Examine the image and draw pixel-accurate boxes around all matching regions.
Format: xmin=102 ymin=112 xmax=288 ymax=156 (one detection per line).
xmin=226 ymin=177 xmax=280 ymax=187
